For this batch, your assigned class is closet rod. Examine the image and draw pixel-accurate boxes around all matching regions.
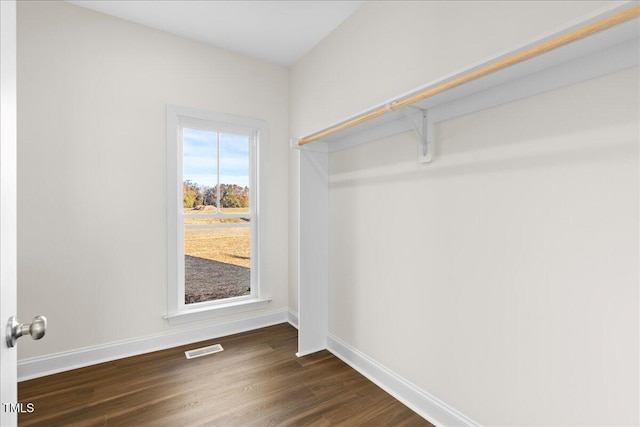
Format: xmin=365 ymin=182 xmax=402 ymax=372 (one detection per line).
xmin=298 ymin=5 xmax=640 ymax=146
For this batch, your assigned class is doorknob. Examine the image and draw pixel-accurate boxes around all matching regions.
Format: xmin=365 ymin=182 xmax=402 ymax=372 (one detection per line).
xmin=6 ymin=315 xmax=47 ymax=348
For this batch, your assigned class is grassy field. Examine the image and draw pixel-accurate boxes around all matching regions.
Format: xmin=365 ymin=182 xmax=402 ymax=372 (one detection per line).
xmin=184 ymin=206 xmax=250 ymax=303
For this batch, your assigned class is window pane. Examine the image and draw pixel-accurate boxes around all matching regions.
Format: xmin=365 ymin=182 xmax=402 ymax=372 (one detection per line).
xmin=219 ymin=133 xmax=250 ymax=214
xmin=183 ymin=128 xmax=217 ymax=213
xmin=183 ymin=222 xmax=251 ymax=304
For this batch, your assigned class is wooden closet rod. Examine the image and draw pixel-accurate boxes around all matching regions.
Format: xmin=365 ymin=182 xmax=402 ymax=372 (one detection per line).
xmin=298 ymin=5 xmax=640 ymax=146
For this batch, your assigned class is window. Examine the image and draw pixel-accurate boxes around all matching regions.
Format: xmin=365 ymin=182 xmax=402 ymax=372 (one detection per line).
xmin=166 ymin=106 xmax=269 ymax=324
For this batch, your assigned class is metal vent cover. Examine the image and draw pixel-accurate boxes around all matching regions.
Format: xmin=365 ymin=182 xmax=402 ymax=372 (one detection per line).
xmin=185 ymin=343 xmax=224 ymax=359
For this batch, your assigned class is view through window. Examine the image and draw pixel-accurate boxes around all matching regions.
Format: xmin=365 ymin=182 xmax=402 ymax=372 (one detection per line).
xmin=182 ymin=128 xmax=252 ymax=304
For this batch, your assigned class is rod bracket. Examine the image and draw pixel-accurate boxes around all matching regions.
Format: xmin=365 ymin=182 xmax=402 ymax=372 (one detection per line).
xmin=418 ymin=109 xmax=434 ymax=164
xmin=403 ymin=107 xmax=433 ymax=164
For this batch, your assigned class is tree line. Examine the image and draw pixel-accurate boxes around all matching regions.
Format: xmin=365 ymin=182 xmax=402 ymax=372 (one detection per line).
xmin=184 ymin=180 xmax=249 ymax=209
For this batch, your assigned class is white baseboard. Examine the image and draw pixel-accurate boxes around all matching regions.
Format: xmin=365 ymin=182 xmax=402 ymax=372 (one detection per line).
xmin=18 ymin=309 xmax=289 ymax=382
xmin=327 ymin=334 xmax=478 ymax=427
xmin=287 ymin=309 xmax=298 ymax=329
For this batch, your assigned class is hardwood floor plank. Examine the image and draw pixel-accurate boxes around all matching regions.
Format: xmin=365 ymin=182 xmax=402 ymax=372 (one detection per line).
xmin=19 ymin=324 xmax=432 ymax=427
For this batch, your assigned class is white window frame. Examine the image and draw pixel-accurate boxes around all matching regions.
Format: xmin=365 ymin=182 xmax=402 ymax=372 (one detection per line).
xmin=165 ymin=105 xmax=270 ymax=325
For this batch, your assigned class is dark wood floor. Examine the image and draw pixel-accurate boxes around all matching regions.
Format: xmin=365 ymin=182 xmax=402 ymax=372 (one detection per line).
xmin=19 ymin=323 xmax=432 ymax=426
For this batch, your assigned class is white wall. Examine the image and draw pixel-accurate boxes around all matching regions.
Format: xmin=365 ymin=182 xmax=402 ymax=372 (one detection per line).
xmin=291 ymin=1 xmax=638 ymax=425
xmin=288 ymin=0 xmax=615 ymax=314
xmin=289 ymin=0 xmax=614 ymax=138
xmin=17 ymin=1 xmax=289 ymax=359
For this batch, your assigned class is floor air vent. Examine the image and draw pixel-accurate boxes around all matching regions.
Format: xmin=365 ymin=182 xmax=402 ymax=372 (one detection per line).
xmin=185 ymin=344 xmax=224 ymax=359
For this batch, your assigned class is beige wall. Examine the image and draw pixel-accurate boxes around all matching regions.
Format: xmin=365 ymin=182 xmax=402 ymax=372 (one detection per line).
xmin=291 ymin=1 xmax=638 ymax=425
xmin=17 ymin=1 xmax=289 ymax=359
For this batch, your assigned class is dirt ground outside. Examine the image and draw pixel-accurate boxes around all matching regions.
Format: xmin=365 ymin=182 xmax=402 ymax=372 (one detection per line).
xmin=184 ymin=207 xmax=250 ymax=304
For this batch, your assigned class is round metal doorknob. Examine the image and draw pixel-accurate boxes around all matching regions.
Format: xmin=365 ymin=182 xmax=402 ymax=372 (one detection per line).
xmin=23 ymin=316 xmax=47 ymax=340
xmin=6 ymin=315 xmax=47 ymax=348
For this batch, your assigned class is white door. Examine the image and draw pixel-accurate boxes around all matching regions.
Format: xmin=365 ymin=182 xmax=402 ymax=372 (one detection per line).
xmin=1 ymin=1 xmax=18 ymax=426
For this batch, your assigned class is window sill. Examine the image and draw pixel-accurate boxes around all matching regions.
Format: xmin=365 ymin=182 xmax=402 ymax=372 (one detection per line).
xmin=164 ymin=298 xmax=271 ymax=325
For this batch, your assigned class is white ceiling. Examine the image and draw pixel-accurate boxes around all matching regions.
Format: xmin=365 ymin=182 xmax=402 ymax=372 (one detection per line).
xmin=66 ymin=1 xmax=364 ymax=67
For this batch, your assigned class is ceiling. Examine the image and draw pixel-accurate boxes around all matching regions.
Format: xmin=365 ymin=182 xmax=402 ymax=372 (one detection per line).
xmin=66 ymin=1 xmax=364 ymax=67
